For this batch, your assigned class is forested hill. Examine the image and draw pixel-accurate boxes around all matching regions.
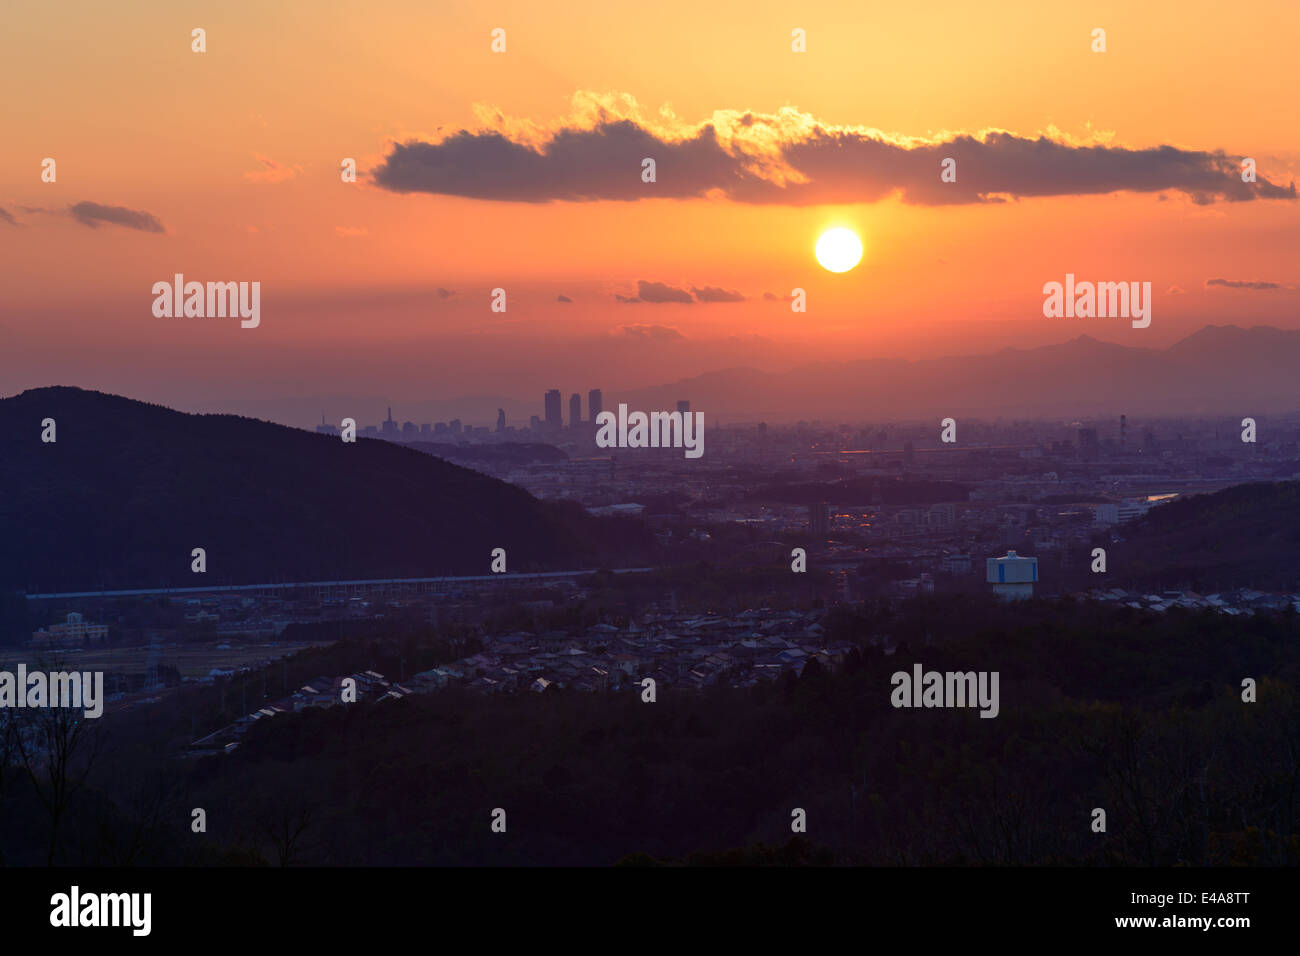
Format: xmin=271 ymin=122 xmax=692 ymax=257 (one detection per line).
xmin=1116 ymin=481 xmax=1300 ymax=591
xmin=0 ymin=387 xmax=651 ymax=592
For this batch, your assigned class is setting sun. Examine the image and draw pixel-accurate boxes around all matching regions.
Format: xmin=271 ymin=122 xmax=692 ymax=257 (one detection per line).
xmin=815 ymin=227 xmax=864 ymax=273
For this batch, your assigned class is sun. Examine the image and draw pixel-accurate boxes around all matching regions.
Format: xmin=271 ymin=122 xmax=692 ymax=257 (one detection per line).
xmin=815 ymin=227 xmax=863 ymax=273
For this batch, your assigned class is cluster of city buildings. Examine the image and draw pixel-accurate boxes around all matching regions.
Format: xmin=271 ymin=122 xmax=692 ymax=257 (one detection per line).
xmin=187 ymin=669 xmax=411 ymax=757
xmin=413 ymin=607 xmax=852 ymax=696
xmin=311 ymin=389 xmax=705 ymax=450
xmin=1088 ymin=587 xmax=1300 ymax=615
xmin=182 ymin=606 xmax=855 ymax=756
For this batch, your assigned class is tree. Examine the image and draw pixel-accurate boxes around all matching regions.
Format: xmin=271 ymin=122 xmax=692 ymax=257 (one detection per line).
xmin=15 ymin=688 xmax=103 ymax=866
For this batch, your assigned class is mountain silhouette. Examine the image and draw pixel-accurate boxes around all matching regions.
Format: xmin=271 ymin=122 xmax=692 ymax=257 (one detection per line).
xmin=608 ymin=325 xmax=1300 ymax=421
xmin=0 ymin=387 xmax=649 ymax=592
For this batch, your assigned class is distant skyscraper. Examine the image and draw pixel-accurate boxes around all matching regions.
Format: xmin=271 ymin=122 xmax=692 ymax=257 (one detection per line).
xmin=569 ymin=392 xmax=582 ymax=429
xmin=544 ymin=389 xmax=562 ymax=430
xmin=496 ymin=408 xmax=506 ymax=433
xmin=809 ymin=502 xmax=831 ymax=535
xmin=588 ymin=389 xmax=603 ymax=422
xmin=382 ymin=406 xmax=398 ymax=439
xmin=676 ymin=399 xmax=690 ymax=416
xmin=1078 ymin=427 xmax=1100 ymax=460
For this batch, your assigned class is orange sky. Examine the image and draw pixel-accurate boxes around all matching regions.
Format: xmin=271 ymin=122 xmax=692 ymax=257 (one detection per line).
xmin=2 ymin=0 xmax=1297 ymax=419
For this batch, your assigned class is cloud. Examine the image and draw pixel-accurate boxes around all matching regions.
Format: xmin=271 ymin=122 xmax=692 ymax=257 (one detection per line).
xmin=1204 ymin=278 xmax=1286 ymax=291
xmin=691 ymin=284 xmax=745 ymax=302
xmin=0 ymin=207 xmax=18 ymax=227
xmin=436 ymin=287 xmax=456 ymax=298
xmin=1166 ymin=285 xmax=1185 ymax=295
xmin=335 ymin=226 xmax=369 ymax=237
xmin=68 ymin=201 xmax=166 ymax=233
xmin=614 ymin=324 xmax=687 ymax=342
xmin=764 ymin=291 xmax=796 ymax=302
xmin=244 ymin=154 xmax=304 ymax=184
xmin=557 ymin=294 xmax=573 ymax=302
xmin=617 ymin=279 xmax=694 ymax=304
xmin=370 ymin=92 xmax=1297 ymax=206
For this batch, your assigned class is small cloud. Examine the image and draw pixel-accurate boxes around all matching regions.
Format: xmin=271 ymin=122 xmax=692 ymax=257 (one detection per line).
xmin=630 ymin=279 xmax=693 ymax=304
xmin=614 ymin=324 xmax=686 ymax=343
xmin=763 ymin=291 xmax=796 ymax=302
xmin=436 ymin=287 xmax=456 ymax=299
xmin=247 ymin=225 xmax=261 ymax=234
xmin=1166 ymin=285 xmax=1185 ymax=295
xmin=335 ymin=226 xmax=369 ymax=238
xmin=68 ymin=201 xmax=166 ymax=233
xmin=0 ymin=207 xmax=18 ymax=227
xmin=691 ymin=284 xmax=745 ymax=302
xmin=615 ymin=294 xmax=640 ymax=303
xmin=1204 ymin=277 xmax=1285 ymax=291
xmin=557 ymin=294 xmax=573 ymax=303
xmin=244 ymin=154 xmax=304 ymax=184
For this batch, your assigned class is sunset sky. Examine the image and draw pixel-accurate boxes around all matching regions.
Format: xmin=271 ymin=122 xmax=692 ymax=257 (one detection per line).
xmin=2 ymin=0 xmax=1297 ymax=423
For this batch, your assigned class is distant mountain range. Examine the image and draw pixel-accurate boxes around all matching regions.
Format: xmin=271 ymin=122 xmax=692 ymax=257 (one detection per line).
xmin=0 ymin=388 xmax=651 ymax=593
xmin=166 ymin=324 xmax=1300 ymax=429
xmin=608 ymin=325 xmax=1300 ymax=422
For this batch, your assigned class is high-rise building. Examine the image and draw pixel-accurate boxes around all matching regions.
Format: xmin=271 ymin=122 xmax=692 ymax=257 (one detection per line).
xmin=496 ymin=408 xmax=506 ymax=433
xmin=569 ymin=393 xmax=582 ymax=429
xmin=1078 ymin=427 xmax=1100 ymax=460
xmin=544 ymin=389 xmax=562 ymax=430
xmin=809 ymin=502 xmax=831 ymax=535
xmin=382 ymin=406 xmax=398 ymax=439
xmin=315 ymin=414 xmax=339 ymax=436
xmin=676 ymin=399 xmax=690 ymax=416
xmin=588 ymin=389 xmax=603 ymax=422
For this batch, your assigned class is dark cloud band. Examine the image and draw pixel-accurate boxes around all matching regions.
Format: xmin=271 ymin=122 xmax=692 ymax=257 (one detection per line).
xmin=372 ymin=109 xmax=1295 ymax=207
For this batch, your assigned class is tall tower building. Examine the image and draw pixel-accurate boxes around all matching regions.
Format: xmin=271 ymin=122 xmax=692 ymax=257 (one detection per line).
xmin=569 ymin=392 xmax=582 ymax=429
xmin=676 ymin=399 xmax=690 ymax=416
xmin=544 ymin=389 xmax=562 ymax=430
xmin=588 ymin=388 xmax=603 ymax=422
xmin=496 ymin=408 xmax=506 ymax=433
xmin=382 ymin=406 xmax=398 ymax=439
